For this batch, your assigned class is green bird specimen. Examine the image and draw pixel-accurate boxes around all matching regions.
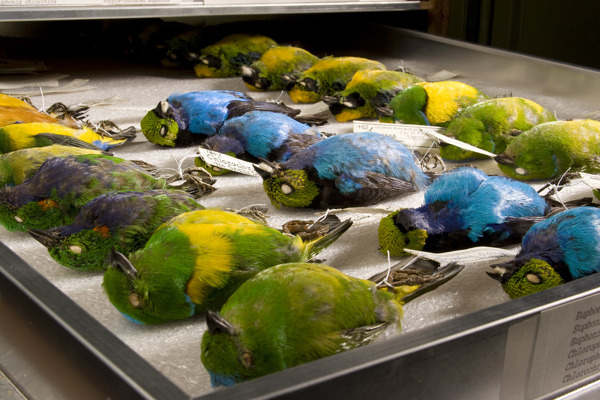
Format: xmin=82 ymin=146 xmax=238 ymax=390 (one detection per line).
xmin=103 ymin=209 xmax=353 ymax=324
xmin=193 ymin=34 xmax=277 ymax=78
xmin=0 ymin=154 xmax=214 ymax=232
xmin=0 ymin=144 xmax=104 ymax=187
xmin=377 ymin=81 xmax=488 ymax=126
xmin=27 ymin=189 xmax=204 ymax=271
xmin=321 ymin=69 xmax=424 ymax=122
xmin=439 ymin=97 xmax=557 ymax=161
xmin=201 ymin=259 xmax=464 ymax=387
xmin=283 ymin=56 xmax=387 ymax=104
xmin=495 ymin=119 xmax=600 ymax=181
xmin=241 ymin=45 xmax=320 ymax=92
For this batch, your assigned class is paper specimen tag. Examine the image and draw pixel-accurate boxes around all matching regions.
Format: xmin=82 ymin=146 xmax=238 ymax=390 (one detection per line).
xmin=580 ymin=172 xmax=600 ymax=191
xmin=196 ymin=148 xmax=259 ymax=176
xmin=404 ymin=246 xmax=520 ymax=265
xmin=352 ymin=121 xmax=497 ymax=157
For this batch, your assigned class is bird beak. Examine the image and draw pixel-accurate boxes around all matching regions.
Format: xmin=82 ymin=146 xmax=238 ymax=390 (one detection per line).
xmin=109 ymin=249 xmax=138 ymax=280
xmin=487 ymin=264 xmax=510 ymax=283
xmin=27 ymin=228 xmax=63 ymax=247
xmin=320 ymin=95 xmax=339 ymax=106
xmin=206 ymin=310 xmax=236 ymax=336
xmin=253 ymin=158 xmax=279 ymax=179
xmin=376 ymin=105 xmax=393 ymax=118
xmin=494 ymin=153 xmax=515 ymax=166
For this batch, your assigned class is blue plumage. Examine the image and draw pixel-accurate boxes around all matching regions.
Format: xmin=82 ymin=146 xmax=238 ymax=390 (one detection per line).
xmin=380 ymin=166 xmax=550 ymax=254
xmin=255 ymin=131 xmax=430 ymax=209
xmin=202 ymin=110 xmax=322 ymax=163
xmin=519 ymin=207 xmax=600 ymax=279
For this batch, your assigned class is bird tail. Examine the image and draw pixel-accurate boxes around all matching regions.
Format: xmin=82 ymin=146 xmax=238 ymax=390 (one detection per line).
xmin=299 ymin=215 xmax=353 ymax=260
xmin=368 ymin=256 xmax=464 ymax=304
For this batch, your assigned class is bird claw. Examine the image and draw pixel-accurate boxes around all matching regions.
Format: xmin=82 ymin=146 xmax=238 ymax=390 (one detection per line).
xmin=225 ymin=205 xmax=269 ymax=224
xmin=281 ymin=219 xmax=332 ymax=241
xmin=419 ymin=153 xmax=446 ymax=174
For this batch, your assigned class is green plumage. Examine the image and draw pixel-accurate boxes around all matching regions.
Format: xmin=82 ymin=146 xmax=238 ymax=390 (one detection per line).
xmin=201 ymin=260 xmax=464 ymax=386
xmin=285 ymin=56 xmax=387 ymax=104
xmin=322 ymin=69 xmax=424 ymax=122
xmin=103 ymin=210 xmax=353 ymax=324
xmin=496 ymin=119 xmax=600 ymax=180
xmin=193 ymin=34 xmax=277 ymax=78
xmin=439 ymin=97 xmax=557 ymax=161
xmin=241 ymin=45 xmax=320 ymax=91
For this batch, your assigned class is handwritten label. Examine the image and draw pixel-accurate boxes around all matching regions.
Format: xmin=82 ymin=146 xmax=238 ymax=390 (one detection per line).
xmin=404 ymin=246 xmax=520 ymax=265
xmin=196 ymin=148 xmax=259 ymax=176
xmin=522 ymin=292 xmax=600 ymax=398
xmin=352 ymin=121 xmax=497 ymax=157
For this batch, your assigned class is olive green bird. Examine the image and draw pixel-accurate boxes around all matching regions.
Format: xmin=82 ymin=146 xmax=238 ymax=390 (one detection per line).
xmin=201 ymin=259 xmax=464 ymax=386
xmin=0 ymin=144 xmax=104 ymax=187
xmin=193 ymin=34 xmax=277 ymax=78
xmin=321 ymin=69 xmax=424 ymax=122
xmin=377 ymin=81 xmax=489 ymax=126
xmin=439 ymin=97 xmax=557 ymax=161
xmin=495 ymin=119 xmax=600 ymax=180
xmin=283 ymin=56 xmax=387 ymax=104
xmin=27 ymin=189 xmax=204 ymax=272
xmin=103 ymin=209 xmax=353 ymax=325
xmin=0 ymin=153 xmax=214 ymax=232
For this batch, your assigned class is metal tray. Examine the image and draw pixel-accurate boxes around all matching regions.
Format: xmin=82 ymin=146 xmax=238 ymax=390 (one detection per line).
xmin=2 ymin=24 xmax=600 ymax=400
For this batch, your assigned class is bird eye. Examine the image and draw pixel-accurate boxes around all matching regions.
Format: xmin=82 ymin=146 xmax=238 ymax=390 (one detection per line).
xmin=129 ymin=292 xmax=142 ymax=308
xmin=281 ymin=184 xmax=293 ymax=195
xmin=526 ymin=273 xmax=542 ymax=284
xmin=515 ymin=167 xmax=527 ymax=175
xmin=239 ymin=352 xmax=253 ymax=369
xmin=69 ymin=245 xmax=83 ymax=254
xmin=160 ymin=125 xmax=168 ymax=137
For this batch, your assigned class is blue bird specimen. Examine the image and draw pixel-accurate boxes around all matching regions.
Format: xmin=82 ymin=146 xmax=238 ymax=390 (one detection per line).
xmin=140 ymin=90 xmax=307 ymax=147
xmin=197 ymin=110 xmax=323 ymax=175
xmin=201 ymin=259 xmax=464 ymax=386
xmin=254 ymin=131 xmax=430 ymax=209
xmin=378 ymin=166 xmax=550 ymax=257
xmin=487 ymin=207 xmax=600 ymax=299
xmin=0 ymin=154 xmax=215 ymax=232
xmin=27 ymin=189 xmax=204 ymax=272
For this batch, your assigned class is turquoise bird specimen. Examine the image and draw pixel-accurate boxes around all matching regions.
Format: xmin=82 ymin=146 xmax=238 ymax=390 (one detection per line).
xmin=0 ymin=121 xmax=135 ymax=153
xmin=0 ymin=154 xmax=214 ymax=232
xmin=378 ymin=166 xmax=549 ymax=257
xmin=0 ymin=144 xmax=105 ymax=187
xmin=439 ymin=97 xmax=557 ymax=161
xmin=254 ymin=131 xmax=430 ymax=209
xmin=487 ymin=206 xmax=600 ymax=299
xmin=197 ymin=110 xmax=323 ymax=174
xmin=103 ymin=209 xmax=353 ymax=324
xmin=495 ymin=119 xmax=600 ymax=181
xmin=377 ymin=81 xmax=489 ymax=126
xmin=283 ymin=56 xmax=387 ymax=104
xmin=193 ymin=34 xmax=277 ymax=78
xmin=321 ymin=69 xmax=424 ymax=122
xmin=241 ymin=45 xmax=320 ymax=92
xmin=140 ymin=90 xmax=307 ymax=147
xmin=27 ymin=189 xmax=204 ymax=272
xmin=201 ymin=259 xmax=464 ymax=387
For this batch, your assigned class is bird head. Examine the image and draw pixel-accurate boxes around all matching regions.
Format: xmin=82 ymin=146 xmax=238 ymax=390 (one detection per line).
xmin=103 ymin=249 xmax=196 ymax=324
xmin=387 ymin=84 xmax=429 ymax=125
xmin=254 ymin=159 xmax=320 ymax=208
xmin=487 ymin=258 xmax=564 ymax=299
xmin=140 ymin=101 xmax=180 ymax=147
xmin=322 ymin=92 xmax=367 ymax=122
xmin=286 ymin=77 xmax=321 ymax=104
xmin=241 ymin=65 xmax=271 ymax=91
xmin=28 ymin=227 xmax=117 ymax=271
xmin=1 ymin=196 xmax=69 ymax=232
xmin=495 ymin=149 xmax=559 ymax=181
xmin=378 ymin=209 xmax=428 ymax=257
xmin=201 ymin=310 xmax=285 ymax=387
